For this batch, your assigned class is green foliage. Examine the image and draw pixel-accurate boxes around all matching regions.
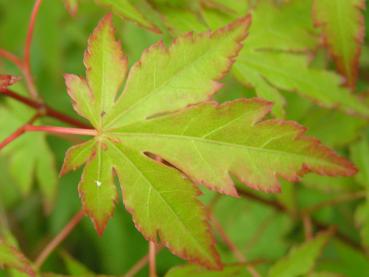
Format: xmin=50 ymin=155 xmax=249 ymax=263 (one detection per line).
xmin=0 ymin=0 xmax=369 ymax=276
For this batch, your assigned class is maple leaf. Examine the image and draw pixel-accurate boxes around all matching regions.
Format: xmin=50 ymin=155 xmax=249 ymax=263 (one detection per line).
xmin=0 ymin=240 xmax=35 ymax=277
xmin=313 ymin=0 xmax=365 ymax=89
xmin=62 ymin=14 xmax=356 ymax=268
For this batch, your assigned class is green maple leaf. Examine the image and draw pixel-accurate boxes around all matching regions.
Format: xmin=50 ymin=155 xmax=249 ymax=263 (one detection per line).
xmin=313 ymin=0 xmax=365 ymax=89
xmin=0 ymin=87 xmax=58 ymax=212
xmin=61 ymin=14 xmax=355 ymax=268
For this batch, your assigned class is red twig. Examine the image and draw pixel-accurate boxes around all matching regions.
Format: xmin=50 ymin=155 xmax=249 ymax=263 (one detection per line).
xmin=0 ymin=113 xmax=40 ymax=150
xmin=124 ymin=246 xmax=163 ymax=277
xmin=0 ymin=49 xmax=23 ymax=69
xmin=34 ymin=210 xmax=85 ymax=269
xmin=23 ymin=0 xmax=43 ymax=100
xmin=25 ymin=125 xmax=97 ymax=136
xmin=149 ymin=241 xmax=157 ymax=277
xmin=24 ymin=0 xmax=42 ymax=72
xmin=1 ymin=89 xmax=90 ymax=128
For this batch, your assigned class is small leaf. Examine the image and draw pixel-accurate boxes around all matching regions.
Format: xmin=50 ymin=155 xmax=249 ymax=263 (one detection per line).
xmin=97 ymin=0 xmax=161 ymax=33
xmin=268 ymin=231 xmax=332 ymax=277
xmin=0 ymin=88 xmax=58 ymax=212
xmin=0 ymin=240 xmax=35 ymax=277
xmin=78 ymin=141 xmax=117 ymax=234
xmin=313 ymin=0 xmax=365 ymax=89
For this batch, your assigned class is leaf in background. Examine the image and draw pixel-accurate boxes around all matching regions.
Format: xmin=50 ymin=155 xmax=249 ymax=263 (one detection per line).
xmin=234 ymin=50 xmax=369 ymax=119
xmin=63 ymin=0 xmax=78 ymax=16
xmin=350 ymin=136 xmax=369 ymax=187
xmin=165 ymin=264 xmax=251 ymax=277
xmin=300 ymin=107 xmax=367 ymax=148
xmin=0 ymin=240 xmax=35 ymax=277
xmin=62 ymin=14 xmax=356 ymax=268
xmin=351 ymin=135 xmax=369 ymax=249
xmin=60 ymin=252 xmax=94 ymax=275
xmin=0 ymin=89 xmax=58 ymax=212
xmin=0 ymin=75 xmax=19 ymax=89
xmin=268 ymin=231 xmax=332 ymax=277
xmin=97 ymin=0 xmax=161 ymax=33
xmin=313 ymin=0 xmax=365 ymax=89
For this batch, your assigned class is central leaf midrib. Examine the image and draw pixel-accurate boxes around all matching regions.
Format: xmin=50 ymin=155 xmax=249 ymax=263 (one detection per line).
xmin=107 ymin=141 xmax=213 ymax=262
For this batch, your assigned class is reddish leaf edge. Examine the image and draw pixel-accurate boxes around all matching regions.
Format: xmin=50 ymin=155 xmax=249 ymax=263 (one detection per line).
xmin=117 ymin=156 xmax=222 ymax=270
xmin=83 ymin=13 xmax=129 ymax=106
xmin=63 ymin=0 xmax=78 ymax=16
xmin=138 ymin=98 xmax=357 ymax=196
xmin=312 ymin=0 xmax=366 ymax=90
xmin=77 ymin=146 xmax=118 ymax=236
xmin=0 ymin=240 xmax=36 ymax=277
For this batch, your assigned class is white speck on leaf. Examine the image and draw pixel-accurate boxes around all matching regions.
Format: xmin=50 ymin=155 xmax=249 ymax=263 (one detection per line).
xmin=95 ymin=180 xmax=102 ymax=187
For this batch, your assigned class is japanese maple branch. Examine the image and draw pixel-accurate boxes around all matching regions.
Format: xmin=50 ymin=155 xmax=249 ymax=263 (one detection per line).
xmin=125 ymin=246 xmax=164 ymax=277
xmin=0 ymin=113 xmax=40 ymax=150
xmin=149 ymin=241 xmax=157 ymax=277
xmin=34 ymin=210 xmax=85 ymax=269
xmin=0 ymin=89 xmax=90 ymax=128
xmin=237 ymin=187 xmax=364 ymax=252
xmin=0 ymin=0 xmax=43 ymax=100
xmin=25 ymin=125 xmax=97 ymax=136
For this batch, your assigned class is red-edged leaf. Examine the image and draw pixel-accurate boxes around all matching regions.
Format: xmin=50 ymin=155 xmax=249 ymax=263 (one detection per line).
xmin=313 ymin=0 xmax=365 ymax=89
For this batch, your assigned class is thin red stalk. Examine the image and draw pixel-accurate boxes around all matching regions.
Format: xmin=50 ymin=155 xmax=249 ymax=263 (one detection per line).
xmin=0 ymin=113 xmax=40 ymax=150
xmin=149 ymin=241 xmax=157 ymax=277
xmin=24 ymin=0 xmax=42 ymax=72
xmin=1 ymin=89 xmax=90 ymax=128
xmin=211 ymin=215 xmax=260 ymax=277
xmin=25 ymin=125 xmax=97 ymax=136
xmin=0 ymin=49 xmax=23 ymax=69
xmin=124 ymin=246 xmax=163 ymax=277
xmin=34 ymin=210 xmax=84 ymax=269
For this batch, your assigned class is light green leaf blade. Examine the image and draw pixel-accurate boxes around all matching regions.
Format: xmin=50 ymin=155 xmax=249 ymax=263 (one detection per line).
xmin=268 ymin=231 xmax=332 ymax=277
xmin=60 ymin=139 xmax=96 ymax=176
xmin=106 ymin=142 xmax=220 ymax=269
xmin=313 ymin=0 xmax=365 ymax=88
xmin=83 ymin=14 xmax=128 ymax=128
xmin=110 ymin=100 xmax=356 ymax=195
xmin=78 ymin=141 xmax=118 ymax=234
xmin=97 ymin=0 xmax=161 ymax=33
xmin=350 ymin=136 xmax=369 ymax=188
xmin=104 ymin=16 xmax=251 ymax=128
xmin=0 ymin=240 xmax=35 ymax=277
xmin=234 ymin=50 xmax=369 ymax=118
